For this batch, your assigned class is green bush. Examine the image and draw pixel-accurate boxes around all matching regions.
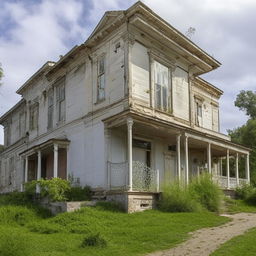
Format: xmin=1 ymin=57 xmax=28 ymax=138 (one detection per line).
xmin=25 ymin=178 xmax=71 ymax=202
xmin=28 ymin=221 xmax=62 ymax=234
xmin=189 ymin=173 xmax=223 ymax=212
xmin=95 ymin=201 xmax=125 ymax=212
xmin=66 ymin=186 xmax=92 ymax=201
xmin=235 ymin=183 xmax=255 ymax=200
xmin=81 ymin=233 xmax=107 ymax=248
xmin=158 ymin=182 xmax=202 ymax=212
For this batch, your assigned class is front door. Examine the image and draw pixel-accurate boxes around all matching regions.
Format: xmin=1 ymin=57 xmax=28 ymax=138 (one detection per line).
xmin=164 ymin=153 xmax=176 ymax=184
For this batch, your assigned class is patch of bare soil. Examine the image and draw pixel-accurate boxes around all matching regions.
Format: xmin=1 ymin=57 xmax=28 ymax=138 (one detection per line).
xmin=146 ymin=213 xmax=256 ymax=256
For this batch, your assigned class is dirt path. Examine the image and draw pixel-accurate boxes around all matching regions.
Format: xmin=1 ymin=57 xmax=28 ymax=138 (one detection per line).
xmin=147 ymin=213 xmax=256 ymax=256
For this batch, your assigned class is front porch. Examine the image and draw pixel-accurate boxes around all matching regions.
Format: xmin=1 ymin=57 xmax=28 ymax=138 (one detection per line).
xmin=105 ymin=114 xmax=250 ymax=194
xmin=20 ymin=139 xmax=69 ymax=190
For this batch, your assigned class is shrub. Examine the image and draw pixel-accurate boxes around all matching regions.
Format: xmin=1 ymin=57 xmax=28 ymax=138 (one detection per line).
xmin=158 ymin=182 xmax=202 ymax=212
xmin=66 ymin=186 xmax=92 ymax=201
xmin=81 ymin=233 xmax=107 ymax=248
xmin=235 ymin=183 xmax=255 ymax=200
xmin=25 ymin=178 xmax=71 ymax=202
xmin=189 ymin=173 xmax=223 ymax=212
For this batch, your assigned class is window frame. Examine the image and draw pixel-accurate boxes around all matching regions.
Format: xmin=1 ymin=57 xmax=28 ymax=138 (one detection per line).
xmin=47 ymin=89 xmax=54 ymax=130
xmin=153 ymin=60 xmax=172 ymax=113
xmin=55 ymin=77 xmax=66 ymax=124
xmin=97 ymin=55 xmax=106 ymax=102
xmin=29 ymin=103 xmax=39 ymax=131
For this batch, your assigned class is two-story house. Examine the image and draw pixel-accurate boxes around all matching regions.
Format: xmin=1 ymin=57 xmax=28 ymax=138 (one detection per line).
xmin=0 ymin=2 xmax=250 ymax=212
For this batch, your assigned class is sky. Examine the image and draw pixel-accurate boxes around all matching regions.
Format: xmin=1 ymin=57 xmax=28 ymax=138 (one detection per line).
xmin=0 ymin=0 xmax=256 ymax=144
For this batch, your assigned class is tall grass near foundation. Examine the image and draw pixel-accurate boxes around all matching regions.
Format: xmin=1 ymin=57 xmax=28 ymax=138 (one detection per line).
xmin=159 ymin=173 xmax=223 ymax=213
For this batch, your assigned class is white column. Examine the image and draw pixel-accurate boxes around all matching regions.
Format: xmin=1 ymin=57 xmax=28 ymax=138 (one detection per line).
xmin=53 ymin=144 xmax=58 ymax=178
xmin=226 ymin=149 xmax=230 ymax=189
xmin=235 ymin=153 xmax=239 ymax=186
xmin=127 ymin=118 xmax=133 ymax=191
xmin=207 ymin=143 xmax=212 ymax=174
xmin=36 ymin=151 xmax=42 ymax=193
xmin=176 ymin=134 xmax=181 ymax=181
xmin=220 ymin=157 xmax=223 ymax=176
xmin=184 ymin=135 xmax=189 ymax=185
xmin=37 ymin=151 xmax=42 ymax=181
xmin=24 ymin=156 xmax=28 ymax=183
xmin=246 ymin=154 xmax=250 ymax=183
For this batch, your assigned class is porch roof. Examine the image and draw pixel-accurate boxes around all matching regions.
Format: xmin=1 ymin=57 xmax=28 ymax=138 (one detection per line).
xmin=103 ymin=111 xmax=251 ymax=155
xmin=19 ymin=138 xmax=70 ymax=157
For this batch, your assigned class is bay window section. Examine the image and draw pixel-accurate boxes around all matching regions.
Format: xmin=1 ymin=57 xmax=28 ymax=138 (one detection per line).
xmin=154 ymin=61 xmax=171 ymax=112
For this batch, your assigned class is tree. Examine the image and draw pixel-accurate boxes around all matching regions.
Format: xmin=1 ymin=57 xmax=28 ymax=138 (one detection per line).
xmin=235 ymin=90 xmax=256 ymax=119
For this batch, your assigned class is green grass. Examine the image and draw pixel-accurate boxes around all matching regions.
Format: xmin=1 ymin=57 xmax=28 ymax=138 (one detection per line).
xmin=224 ymin=198 xmax=256 ymax=214
xmin=211 ymin=228 xmax=256 ymax=256
xmin=0 ymin=196 xmax=230 ymax=256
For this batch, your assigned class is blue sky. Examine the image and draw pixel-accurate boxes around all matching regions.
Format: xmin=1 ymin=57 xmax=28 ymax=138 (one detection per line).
xmin=1 ymin=0 xmax=256 ymax=144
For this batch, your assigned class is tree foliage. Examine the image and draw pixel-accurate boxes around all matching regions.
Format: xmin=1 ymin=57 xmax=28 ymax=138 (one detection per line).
xmin=235 ymin=90 xmax=256 ymax=119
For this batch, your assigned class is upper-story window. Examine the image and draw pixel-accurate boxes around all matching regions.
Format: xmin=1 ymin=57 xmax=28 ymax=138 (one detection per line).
xmin=29 ymin=104 xmax=38 ymax=131
xmin=97 ymin=56 xmax=105 ymax=101
xmin=195 ymin=99 xmax=203 ymax=127
xmin=47 ymin=89 xmax=54 ymax=129
xmin=154 ymin=61 xmax=171 ymax=112
xmin=19 ymin=111 xmax=26 ymax=137
xmin=56 ymin=78 xmax=65 ymax=123
xmin=4 ymin=122 xmax=11 ymax=146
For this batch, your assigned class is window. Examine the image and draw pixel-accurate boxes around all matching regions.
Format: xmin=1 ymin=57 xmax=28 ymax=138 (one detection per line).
xmin=47 ymin=89 xmax=54 ymax=129
xmin=154 ymin=61 xmax=170 ymax=112
xmin=56 ymin=79 xmax=65 ymax=122
xmin=29 ymin=104 xmax=38 ymax=131
xmin=4 ymin=122 xmax=11 ymax=146
xmin=97 ymin=56 xmax=105 ymax=101
xmin=195 ymin=100 xmax=203 ymax=126
xmin=19 ymin=111 xmax=26 ymax=137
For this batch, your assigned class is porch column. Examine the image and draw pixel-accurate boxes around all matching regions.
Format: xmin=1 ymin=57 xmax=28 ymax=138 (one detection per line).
xmin=235 ymin=153 xmax=239 ymax=186
xmin=226 ymin=149 xmax=230 ymax=189
xmin=207 ymin=143 xmax=212 ymax=174
xmin=184 ymin=135 xmax=189 ymax=185
xmin=246 ymin=153 xmax=250 ymax=183
xmin=176 ymin=134 xmax=181 ymax=181
xmin=53 ymin=144 xmax=58 ymax=178
xmin=37 ymin=151 xmax=42 ymax=181
xmin=127 ymin=118 xmax=133 ymax=191
xmin=36 ymin=151 xmax=42 ymax=193
xmin=24 ymin=156 xmax=28 ymax=183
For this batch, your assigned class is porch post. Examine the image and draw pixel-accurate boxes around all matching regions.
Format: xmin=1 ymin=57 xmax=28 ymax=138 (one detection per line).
xmin=176 ymin=134 xmax=181 ymax=181
xmin=24 ymin=156 xmax=28 ymax=183
xmin=53 ymin=144 xmax=58 ymax=178
xmin=207 ymin=143 xmax=212 ymax=174
xmin=127 ymin=118 xmax=133 ymax=191
xmin=184 ymin=135 xmax=189 ymax=185
xmin=36 ymin=151 xmax=42 ymax=193
xmin=235 ymin=153 xmax=239 ymax=186
xmin=37 ymin=151 xmax=42 ymax=180
xmin=246 ymin=153 xmax=250 ymax=184
xmin=226 ymin=149 xmax=230 ymax=189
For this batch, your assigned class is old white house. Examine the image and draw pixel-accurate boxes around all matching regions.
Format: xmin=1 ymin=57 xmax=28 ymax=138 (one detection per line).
xmin=0 ymin=2 xmax=250 ymax=211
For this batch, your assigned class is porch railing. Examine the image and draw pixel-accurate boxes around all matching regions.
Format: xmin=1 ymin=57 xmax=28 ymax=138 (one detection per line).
xmin=108 ymin=161 xmax=159 ymax=192
xmin=213 ymin=175 xmax=249 ymax=189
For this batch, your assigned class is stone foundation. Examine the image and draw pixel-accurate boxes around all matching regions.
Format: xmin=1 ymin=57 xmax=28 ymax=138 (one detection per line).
xmin=106 ymin=191 xmax=159 ymax=213
xmin=40 ymin=200 xmax=96 ymax=215
xmin=223 ymin=189 xmax=236 ymax=199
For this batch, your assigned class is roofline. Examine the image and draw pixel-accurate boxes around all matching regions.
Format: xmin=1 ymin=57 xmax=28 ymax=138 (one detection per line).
xmin=16 ymin=61 xmax=55 ymax=95
xmin=126 ymin=1 xmax=221 ymax=69
xmin=195 ymin=77 xmax=223 ymax=96
xmin=0 ymin=99 xmax=25 ymax=124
